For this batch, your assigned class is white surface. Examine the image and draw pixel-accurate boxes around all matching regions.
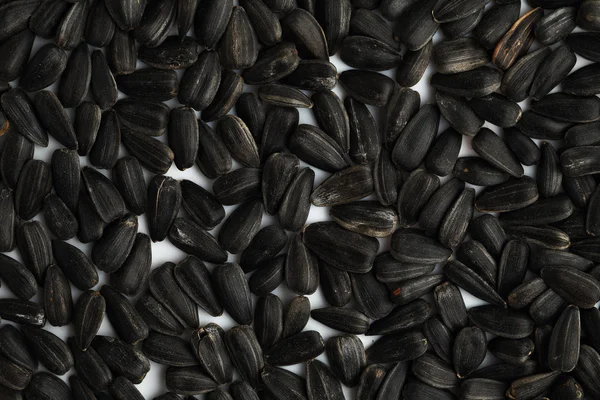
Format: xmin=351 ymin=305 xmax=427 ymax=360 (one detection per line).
xmin=1 ymin=1 xmax=594 ymax=398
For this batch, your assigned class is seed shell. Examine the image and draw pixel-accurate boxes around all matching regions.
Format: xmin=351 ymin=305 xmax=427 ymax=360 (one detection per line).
xmin=435 ymin=282 xmax=469 ymax=332
xmin=213 ymin=263 xmax=253 ymax=325
xmin=445 ymin=260 xmax=506 ymax=306
xmin=1 ymin=88 xmax=48 ymax=147
xmin=0 ymin=132 xmax=34 ymax=190
xmin=139 ymin=36 xmax=202 ymax=70
xmin=367 ymin=298 xmax=431 ymax=335
xmin=249 ymin=256 xmax=286 ymax=297
xmin=306 ymin=359 xmax=345 ymax=400
xmin=285 ymin=59 xmax=338 ymax=91
xmin=320 ymin=262 xmax=352 ymax=307
xmin=225 ymin=325 xmax=263 ymax=387
xmin=456 ymin=240 xmax=497 ymax=286
xmin=281 ymin=8 xmax=328 ymax=60
xmin=91 ymin=49 xmax=118 ymax=110
xmin=391 ymin=228 xmax=452 ymax=264
xmin=143 ymin=331 xmax=199 ymax=367
xmin=339 ymin=70 xmax=394 ymax=107
xmin=85 ymin=0 xmax=116 ymax=47
xmin=493 ymin=8 xmax=543 ymax=70
xmin=169 ymin=218 xmax=227 ymax=263
xmin=430 ymin=66 xmax=502 ymax=98
xmin=395 ymin=0 xmax=440 ymax=51
xmin=178 ymin=51 xmax=221 ymax=111
xmin=541 ymin=266 xmax=600 ymax=308
xmin=240 ymin=0 xmax=282 ymax=46
xmin=373 ymin=149 xmax=399 ymax=206
xmin=351 ymin=271 xmax=395 ymax=320
xmin=202 ymin=69 xmax=244 ymax=122
xmin=194 ymin=0 xmax=233 ymax=49
xmin=530 ymin=45 xmax=577 ymax=100
xmin=261 ymin=366 xmax=307 ymax=400
xmin=311 ymin=165 xmax=373 ymax=207
xmin=136 ymin=294 xmax=184 ymax=337
xmin=20 ymin=43 xmax=67 ymax=92
xmin=165 ymin=366 xmax=219 ymax=395
xmin=396 ymin=41 xmax=433 ymax=87
xmin=57 ymin=42 xmax=90 ymax=108
xmin=74 ymin=102 xmax=101 ymax=157
xmin=469 ymin=305 xmax=535 ymax=339
xmin=423 ymin=317 xmax=453 ymax=363
xmin=453 ymin=326 xmax=487 ymax=378
xmin=52 ymin=240 xmax=99 ymax=290
xmin=474 ymin=2 xmax=521 ymax=49
xmin=254 ymin=294 xmax=283 ymax=349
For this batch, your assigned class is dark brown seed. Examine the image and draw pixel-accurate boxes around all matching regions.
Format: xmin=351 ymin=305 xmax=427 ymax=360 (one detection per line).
xmin=15 ymin=160 xmax=52 ymax=221
xmin=20 ymin=43 xmax=67 ymax=92
xmin=575 ymin=345 xmax=600 ymax=397
xmin=110 ymin=376 xmax=145 ymax=400
xmin=114 ymin=98 xmax=169 ymax=136
xmin=289 ymin=124 xmax=349 ymax=173
xmin=311 ymin=165 xmax=373 ymax=207
xmin=261 ymin=153 xmax=299 ymax=216
xmin=326 ymin=334 xmax=365 ymax=387
xmin=562 ymin=145 xmax=600 ymax=177
xmin=278 ymin=168 xmax=314 ymax=232
xmin=0 ymin=300 xmax=43 ymax=329
xmin=254 ymin=294 xmax=283 ymax=349
xmin=43 ymin=264 xmax=72 ymax=326
xmin=320 ymin=262 xmax=352 ymax=307
xmin=149 ymin=262 xmax=199 ymax=329
xmin=474 ymin=2 xmax=520 ymax=49
xmin=29 ymin=0 xmax=69 ymax=40
xmin=24 ymin=372 xmax=71 ymax=400
xmin=391 ymin=228 xmax=452 ymax=264
xmin=368 ymin=298 xmax=431 ymax=335
xmin=70 ymin=337 xmax=112 ymax=393
xmin=138 ymin=36 xmax=201 ymax=70
xmin=52 ymin=240 xmax=98 ymax=290
xmin=435 ymin=282 xmax=469 ymax=332
xmin=453 ymin=326 xmax=487 ymax=378
xmin=249 ymin=256 xmax=286 ymax=297
xmin=531 ymin=290 xmax=565 ymax=325
xmin=396 ymin=41 xmax=433 ymax=87
xmin=70 ymin=375 xmax=96 ymax=400
xmin=136 ymin=294 xmax=184 ymax=337
xmin=217 ymin=116 xmax=260 ymax=168
xmin=472 ymin=128 xmax=523 ymax=177
xmin=92 ymin=335 xmax=150 ymax=383
xmin=0 ymin=0 xmax=39 ymax=42
xmin=563 ymin=63 xmax=600 ymax=96
xmin=304 ymin=221 xmax=379 ymax=273
xmin=356 ymin=364 xmax=387 ymax=400
xmin=281 ymin=296 xmax=309 ymax=339
xmin=493 ymin=8 xmax=543 ymax=70
xmin=194 ymin=0 xmax=232 ymax=49
xmin=340 ymin=36 xmax=402 ymax=71
xmin=49 ymin=149 xmax=79 ymax=214
xmin=529 ymin=247 xmax=593 ymax=273
xmin=285 ymin=59 xmax=338 ymax=91
xmin=258 ymin=84 xmax=313 ymax=108
xmin=431 ymin=66 xmax=502 ymax=98
xmin=350 ymin=8 xmax=399 ymax=49
xmin=0 ymin=132 xmax=33 ymax=190
xmin=530 ymin=45 xmax=577 ymax=100
xmin=121 ymin=126 xmax=175 ymax=174
xmin=202 ymin=69 xmax=244 ymax=122
xmin=453 ymin=157 xmax=510 ymax=186
xmin=0 ymin=325 xmax=36 ymax=374
xmin=91 ymin=50 xmax=118 ymax=110
xmin=55 ymin=0 xmax=89 ymax=49
xmin=436 ymin=92 xmax=483 ymax=137
xmin=395 ymin=0 xmax=439 ymax=51
xmin=517 ymin=111 xmax=573 ymax=140
xmin=488 ymin=337 xmax=535 ymax=366
xmin=423 ymin=318 xmax=453 ymax=363
xmin=235 ymin=94 xmax=265 ymax=147
xmin=116 ymin=68 xmax=178 ymax=101
xmin=165 ymin=366 xmax=219 ymax=395
xmin=89 ymin=109 xmax=120 ymax=169
xmin=339 ymin=70 xmax=394 ymax=107
xmin=0 ymin=189 xmax=15 ymax=252
xmin=239 ymin=225 xmax=286 ymax=273
xmin=455 ymin=240 xmax=496 ymax=286
xmin=469 ymin=305 xmax=535 ymax=339
xmin=261 ymin=106 xmax=299 ymax=161
xmin=92 ymin=213 xmax=138 ymax=273
xmin=85 ymin=0 xmax=115 ymax=47
xmin=173 ymin=256 xmax=221 ymax=317
xmin=74 ymin=291 xmax=105 ymax=351
xmin=345 ymin=97 xmax=380 ymax=165
xmin=285 ymin=233 xmax=319 ymax=295
xmin=315 ymin=0 xmax=351 ymax=56
xmin=468 ymin=93 xmax=523 ymax=128
xmin=565 ymin=121 xmax=600 ymax=147
xmin=382 ymin=86 xmax=420 ymax=148
xmin=351 ymin=271 xmax=395 ymax=319
xmin=504 ymin=127 xmax=540 ymax=166
xmin=264 ymin=330 xmax=324 ymax=366
xmin=17 ymin=221 xmax=52 ymax=284
xmin=373 ymin=149 xmax=399 ymax=206
xmin=169 ymin=218 xmax=227 ymax=263
xmin=311 ymin=307 xmax=369 ymax=335
xmin=109 ymin=233 xmax=151 ymax=296
xmin=101 ymin=285 xmax=149 ymax=344
xmin=240 ymin=0 xmax=281 ymax=46
xmin=496 ymin=239 xmax=530 ymax=299
xmin=213 ymin=263 xmax=253 ymax=325
xmin=261 ymin=366 xmax=307 ymax=400
xmin=403 ymin=379 xmax=456 ymax=400
xmin=74 ymin=102 xmax=101 ymax=156
xmin=330 ymin=201 xmax=397 ymax=238
xmin=505 ymin=224 xmax=571 ymax=250
xmin=143 ymin=331 xmax=199 ymax=367
xmin=133 ymin=0 xmax=176 ymax=48
xmin=507 ymin=371 xmax=562 ymax=400
xmin=281 ymin=8 xmax=328 ymax=60
xmin=57 ymin=42 xmax=90 ymax=108
xmin=446 ymin=260 xmax=505 ymax=306
xmin=424 ymin=129 xmax=462 ymax=177
xmin=542 ymin=266 xmax=600 ymax=308
xmin=1 ymin=88 xmax=48 ymax=146
xmin=33 ymin=90 xmax=78 ymax=150
xmin=178 ymin=51 xmax=221 ymax=111
xmin=218 ymin=199 xmax=263 ymax=254
xmin=226 ymin=325 xmax=263 ymax=387
xmin=547 ymin=305 xmax=581 ymax=372
xmin=412 ymin=352 xmax=460 ymax=389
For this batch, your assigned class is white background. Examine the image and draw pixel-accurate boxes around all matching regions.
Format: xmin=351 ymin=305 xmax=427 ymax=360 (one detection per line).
xmin=0 ymin=0 xmax=593 ymax=398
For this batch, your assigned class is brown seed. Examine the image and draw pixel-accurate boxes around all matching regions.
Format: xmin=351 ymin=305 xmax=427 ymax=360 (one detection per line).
xmin=493 ymin=8 xmax=543 ymax=70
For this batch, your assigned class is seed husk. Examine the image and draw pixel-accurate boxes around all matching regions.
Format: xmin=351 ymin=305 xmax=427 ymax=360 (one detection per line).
xmin=350 ymin=8 xmax=400 ymax=50
xmin=546 ymin=305 xmax=581 ymax=373
xmin=541 ymin=266 xmax=600 ymax=308
xmin=70 ymin=337 xmax=113 ymax=393
xmin=43 ymin=264 xmax=72 ymax=326
xmin=368 ymin=298 xmax=431 ymax=335
xmin=112 ymin=157 xmax=147 ymax=216
xmin=136 ymin=294 xmax=184 ymax=337
xmin=149 ymin=262 xmax=199 ymax=329
xmin=261 ymin=366 xmax=307 ymax=400
xmin=311 ymin=165 xmax=373 ymax=207
xmin=239 ymin=225 xmax=286 ymax=273
xmin=168 ymin=218 xmax=227 ymax=263
xmin=396 ymin=41 xmax=433 ymax=87
xmin=29 ymin=0 xmax=69 ymax=40
xmin=563 ymin=63 xmax=600 ymax=96
xmin=453 ymin=157 xmax=510 ymax=186
xmin=435 ymin=92 xmax=483 ymax=137
xmin=219 ymin=6 xmax=259 ymax=70
xmin=16 ymin=221 xmax=52 ymax=285
xmin=217 ymin=115 xmax=261 ymax=168
xmin=74 ymin=290 xmax=105 ymax=351
xmin=435 ymin=282 xmax=469 ymax=332
xmin=399 ymin=171 xmax=444 ymax=230
xmin=84 ymin=0 xmax=116 ymax=47
xmin=456 ymin=240 xmax=497 ymax=286
xmin=403 ymin=379 xmax=456 ymax=400
xmin=74 ymin=102 xmax=101 ymax=157
xmin=21 ymin=326 xmax=72 ymax=376
xmin=285 ymin=59 xmax=338 ymax=91
xmin=529 ymin=288 xmax=568 ymax=324
xmin=0 ymin=189 xmax=15 ymax=252
xmin=424 ymin=317 xmax=453 ymax=363
xmin=225 ymin=325 xmax=263 ymax=387
xmin=574 ymin=345 xmax=600 ymax=397
xmin=33 ymin=90 xmax=78 ymax=151
xmin=258 ymin=83 xmax=313 ymax=108
xmin=113 ymin=98 xmax=169 ymax=136
xmin=535 ymin=7 xmax=577 ymax=45
xmin=115 ymin=68 xmax=178 ymax=101
xmin=500 ymin=47 xmax=550 ymax=102
xmin=57 ymin=42 xmax=90 ymax=108
xmin=439 ymin=188 xmax=474 ymax=249
xmin=356 ymin=364 xmax=387 ymax=400
xmin=172 ymin=256 xmax=222 ymax=316
xmin=1 ymin=88 xmax=48 ymax=146
xmin=311 ymin=307 xmax=370 ymax=335
xmin=373 ymin=149 xmax=400 ymax=206
xmin=218 ymin=199 xmax=263 ymax=254
xmin=52 ymin=239 xmax=99 ymax=290
xmin=285 ymin=233 xmax=319 ymax=295
xmin=504 ymin=127 xmax=540 ymax=166
xmin=446 ymin=260 xmax=505 ymax=306
xmin=236 ymin=92 xmax=266 ymax=144
xmin=507 ymin=371 xmax=562 ymax=400
xmin=139 ymin=36 xmax=202 ymax=70
xmin=89 ymin=109 xmax=120 ymax=170
xmin=468 ymin=93 xmax=523 ymax=128
xmin=91 ymin=49 xmax=118 ymax=110
xmin=350 ymin=271 xmax=395 ymax=320
xmin=565 ymin=121 xmax=600 ymax=147
xmin=390 ymin=274 xmax=445 ymax=305
xmin=0 ymin=0 xmax=39 ymax=42
xmin=239 ymin=0 xmax=282 ymax=46
xmin=92 ymin=335 xmax=150 ymax=383
xmin=508 ymin=278 xmax=548 ymax=309
xmin=345 ymin=97 xmax=379 ymax=165
xmin=262 ymin=153 xmax=300 ymax=215
xmin=433 ymin=0 xmax=484 ymax=23
xmin=101 ymin=285 xmax=149 ymax=344
xmin=0 ymin=132 xmax=33 ymax=191
xmin=306 ymin=359 xmax=345 ymax=400
xmin=562 ymin=145 xmax=600 ymax=177
xmin=517 ymin=110 xmax=573 ymax=140
xmin=339 ymin=69 xmax=394 ymax=107
xmin=530 ymin=45 xmax=577 ymax=100
xmin=431 ymin=66 xmax=502 ymax=98
xmin=20 ymin=43 xmax=67 ymax=92
xmin=487 ymin=337 xmax=535 ymax=366
xmin=320 ymin=262 xmax=352 ymax=307
xmin=0 ymin=325 xmax=36 ymax=374
xmin=395 ymin=0 xmax=439 ymax=50
xmin=329 ymin=201 xmax=397 ymax=237
xmin=243 ymin=42 xmax=300 ymax=85
xmin=147 ymin=175 xmax=181 ymax=242
xmin=469 ymin=305 xmax=535 ymax=339
xmin=496 ymin=240 xmax=530 ymax=299
xmin=109 ymin=233 xmax=151 ymax=296
xmin=24 ymin=372 xmax=72 ymax=400
xmin=213 ymin=263 xmax=253 ymax=325
xmin=472 ymin=128 xmax=523 ymax=177
xmin=278 ymin=167 xmax=314 ymax=232
xmin=382 ymin=86 xmax=420 ymax=148
xmin=340 ymin=35 xmax=402 ymax=71
xmin=281 ymin=8 xmax=329 ymax=60
xmin=121 ymin=125 xmax=175 ymax=174
xmin=165 ymin=366 xmax=219 ymax=395
xmin=474 ymin=2 xmax=520 ymax=49
xmin=178 ymin=51 xmax=221 ymax=111
xmin=499 ymin=194 xmax=574 ymax=226
xmin=326 ymin=334 xmax=365 ymax=387
xmin=433 ymin=38 xmax=488 ymax=74
xmin=505 ymin=224 xmax=571 ymax=250
xmin=532 ymin=93 xmax=600 ymax=124
xmin=453 ymin=326 xmax=487 ymax=378
xmin=194 ymin=0 xmax=232 ymax=49
xmin=202 ymin=69 xmax=244 ymax=122
xmin=132 ymin=0 xmax=176 ymax=48
xmin=143 ymin=331 xmax=199 ymax=367
xmin=190 ymin=323 xmax=232 ymax=384
xmin=196 ymin=120 xmax=232 ymax=178
xmin=92 ymin=213 xmax=138 ymax=273
xmin=260 ymin=106 xmax=299 ymax=161
xmin=391 ymin=228 xmax=452 ymax=264
xmin=254 ymin=294 xmax=283 ymax=349
xmin=493 ymin=8 xmax=543 ymax=70
xmin=412 ymin=352 xmax=460 ymax=389
xmin=470 ymin=360 xmax=538 ymax=382
xmin=442 ymin=6 xmax=485 ymax=38
xmin=553 ymin=209 xmax=589 ymax=241
xmin=82 ymin=166 xmax=126 ymax=224
xmin=15 ymin=160 xmax=52 ymax=221
xmin=283 ymin=296 xmax=311 ymax=338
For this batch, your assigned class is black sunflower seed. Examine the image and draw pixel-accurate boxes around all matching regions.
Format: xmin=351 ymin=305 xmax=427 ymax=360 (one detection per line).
xmin=91 ymin=49 xmax=118 ymax=110
xmin=496 ymin=239 xmax=530 ymax=299
xmin=535 ymin=7 xmax=577 ymax=45
xmin=285 ymin=59 xmax=338 ymax=91
xmin=547 ymin=305 xmax=581 ymax=373
xmin=114 ymin=98 xmax=169 ymax=136
xmin=434 ymin=282 xmax=469 ymax=332
xmin=530 ymin=289 xmax=567 ymax=326
xmin=147 ymin=175 xmax=181 ymax=242
xmin=326 ymin=334 xmax=365 ymax=387
xmin=508 ymin=278 xmax=548 ymax=309
xmin=493 ymin=8 xmax=542 ymax=70
xmin=395 ymin=0 xmax=439 ymax=51
xmin=289 ymin=124 xmax=348 ymax=173
xmin=112 ymin=157 xmax=147 ymax=216
xmin=20 ymin=43 xmax=67 ymax=92
xmin=367 ymin=298 xmax=431 ymax=335
xmin=472 ymin=128 xmax=523 ymax=177
xmin=339 ymin=69 xmax=394 ymax=107
xmin=143 ymin=331 xmax=199 ymax=367
xmin=93 ymin=335 xmax=150 ymax=383
xmin=424 ymin=317 xmax=453 ymax=363
xmin=74 ymin=290 xmax=105 ymax=351
xmin=350 ymin=8 xmax=399 ymax=49
xmin=563 ymin=63 xmax=600 ymax=96
xmin=71 ymin=337 xmax=113 ymax=393
xmin=173 ymin=256 xmax=221 ymax=316
xmin=433 ymin=38 xmax=488 ymax=74
xmin=562 ymin=145 xmax=600 ymax=177
xmin=258 ymin=84 xmax=313 ymax=108
xmin=138 ymin=36 xmax=201 ymax=70
xmin=281 ymin=8 xmax=328 ymax=60
xmin=340 ymin=35 xmax=402 ymax=71
xmin=264 ymin=330 xmax=324 ymax=366
xmin=136 ymin=294 xmax=184 ymax=337
xmin=225 ymin=325 xmax=263 ymax=387
xmin=191 ymin=323 xmax=232 ymax=384
xmin=74 ymin=102 xmax=101 ymax=157
xmin=168 ymin=218 xmax=227 ymax=263
xmin=306 ymin=359 xmax=345 ymax=400
xmin=499 ymin=194 xmax=574 ymax=226
xmin=453 ymin=326 xmax=487 ymax=378
xmin=218 ymin=199 xmax=263 ymax=254
xmin=0 ymin=298 xmax=44 ymax=327
xmin=115 ymin=68 xmax=178 ymax=101
xmin=278 ymin=167 xmax=314 ymax=232
xmin=390 ymin=274 xmax=445 ymax=305
xmin=219 ymin=6 xmax=259 ymax=70
xmin=456 ymin=240 xmax=497 ymax=286
xmin=0 ymin=189 xmax=15 ymax=252
xmin=0 ymin=132 xmax=33 ymax=191
xmin=391 ymin=228 xmax=452 ymax=264
xmin=133 ymin=0 xmax=176 ymax=49
xmin=320 ymin=262 xmax=352 ymax=307
xmin=282 ymin=296 xmax=310 ymax=338
xmin=92 ymin=213 xmax=138 ymax=273
xmin=412 ymin=352 xmax=460 ymax=389
xmin=311 ymin=165 xmax=373 ymax=207
xmin=430 ymin=66 xmax=502 ymax=98
xmin=311 ymin=307 xmax=370 ymax=335
xmin=202 ymin=69 xmax=244 ymax=122
xmin=469 ymin=305 xmax=535 ymax=339
xmin=285 ymin=233 xmax=319 ymax=295
xmin=24 ymin=372 xmax=71 ymax=400
xmin=445 ymin=260 xmax=505 ymax=306
xmin=240 ymin=0 xmax=281 ymax=46
xmin=0 ymin=325 xmax=36 ymax=374
xmin=260 ymin=106 xmax=299 ymax=161
xmin=441 ymin=7 xmax=484 ymax=39
xmin=121 ymin=126 xmax=175 ymax=174
xmin=403 ymin=379 xmax=456 ymax=400
xmin=16 ymin=221 xmax=52 ymax=286
xmin=396 ymin=41 xmax=433 ymax=87
xmin=21 ymin=326 xmax=72 ymax=376
xmin=229 ymin=381 xmax=260 ymax=400
xmin=261 ymin=366 xmax=307 ymax=399
xmin=101 ymin=285 xmax=149 ymax=345
xmin=517 ymin=111 xmax=573 ymax=140
xmin=52 ymin=239 xmax=99 ymax=290
xmin=243 ymin=42 xmax=300 ymax=85
xmin=533 ymin=93 xmax=600 ymax=124
xmin=541 ymin=266 xmax=600 ymax=308
xmin=473 ymin=2 xmax=520 ymax=49
xmin=89 ymin=109 xmax=120 ymax=170
xmin=351 ymin=271 xmax=395 ymax=320
xmin=29 ymin=0 xmax=69 ymax=40
xmin=504 ymin=127 xmax=540 ymax=166
xmin=468 ymin=93 xmax=523 ymax=128
xmin=15 ymin=160 xmax=52 ymax=221
xmin=439 ymin=188 xmax=474 ymax=249
xmin=453 ymin=157 xmax=510 ymax=186
xmin=0 ymin=0 xmax=39 ymax=42
xmin=85 ymin=0 xmax=115 ymax=47
xmin=178 ymin=51 xmax=221 ymax=111
xmin=43 ymin=263 xmax=72 ymax=326
xmin=1 ymin=88 xmax=48 ymax=147
xmin=165 ymin=366 xmax=218 ymax=395
xmin=57 ymin=42 xmax=90 ymax=108
xmin=373 ymin=149 xmax=400 ymax=206
xmin=530 ymin=45 xmax=577 ymax=100
xmin=356 ymin=364 xmax=387 ymax=400
xmin=261 ymin=153 xmax=300 ymax=215
xmin=565 ymin=121 xmax=600 ymax=147
xmin=254 ymin=294 xmax=283 ymax=349
xmin=529 ymin=247 xmax=593 ymax=273
xmin=213 ymin=263 xmax=253 ymax=325
xmin=507 ymin=371 xmax=562 ymax=400
xmin=329 ymin=201 xmax=397 ymax=238
xmin=194 ymin=0 xmax=232 ymax=49
xmin=240 ymin=222 xmax=286 ymax=269
xmin=382 ymin=86 xmax=420 ymax=149
xmin=109 ymin=233 xmax=151 ymax=297
xmin=469 ymin=360 xmax=538 ymax=382
xmin=33 ymin=90 xmax=78 ymax=150
xmin=345 ymin=97 xmax=379 ymax=165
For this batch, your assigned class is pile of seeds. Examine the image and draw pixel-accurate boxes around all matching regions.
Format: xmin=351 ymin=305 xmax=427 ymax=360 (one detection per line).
xmin=0 ymin=0 xmax=599 ymax=398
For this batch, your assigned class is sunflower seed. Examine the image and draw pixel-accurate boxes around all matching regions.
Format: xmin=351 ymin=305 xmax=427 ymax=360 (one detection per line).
xmin=240 ymin=0 xmax=281 ymax=46
xmin=433 ymin=38 xmax=487 ymax=74
xmin=577 ymin=0 xmax=600 ymax=30
xmin=499 ymin=195 xmax=574 ymax=226
xmin=283 ymin=296 xmax=311 ymax=338
xmin=149 ymin=262 xmax=199 ymax=328
xmin=15 ymin=160 xmax=52 ymax=221
xmin=136 ymin=294 xmax=184 ymax=337
xmin=229 ymin=380 xmax=260 ymax=400
xmin=329 ymin=201 xmax=397 ymax=237
xmin=396 ymin=41 xmax=433 ymax=87
xmin=213 ymin=263 xmax=253 ymax=325
xmin=439 ymin=188 xmax=474 ymax=248
xmin=168 ymin=218 xmax=228 ymax=263
xmin=57 ymin=42 xmax=90 ymax=108
xmin=194 ymin=0 xmax=232 ymax=49
xmin=575 ymin=345 xmax=600 ymax=397
xmin=278 ymin=168 xmax=314 ymax=231
xmin=109 ymin=233 xmax=151 ymax=296
xmin=92 ymin=335 xmax=150 ymax=383
xmin=89 ymin=110 xmax=120 ymax=169
xmin=0 ymin=325 xmax=36 ymax=373
xmin=542 ymin=266 xmax=600 ymax=308
xmin=553 ymin=209 xmax=589 ymax=241
xmin=453 ymin=326 xmax=487 ymax=378
xmin=0 ymin=189 xmax=15 ymax=252
xmin=530 ymin=45 xmax=577 ymax=100
xmin=356 ymin=364 xmax=387 ymax=400
xmin=442 ymin=6 xmax=485 ymax=39
xmin=535 ymin=7 xmax=577 ymax=45
xmin=435 ymin=92 xmax=483 ymax=137
xmin=261 ymin=366 xmax=307 ymax=400
xmin=42 ymin=264 xmax=72 ymax=326
xmin=345 ymin=97 xmax=379 ymax=164
xmin=320 ymin=262 xmax=352 ymax=307
xmin=311 ymin=307 xmax=369 ymax=335
xmin=74 ymin=102 xmax=101 ymax=156
xmin=508 ymin=278 xmax=548 ymax=309
xmin=529 ymin=288 xmax=568 ymax=324
xmin=147 ymin=175 xmax=181 ymax=242
xmin=431 ymin=66 xmax=502 ymax=98
xmin=493 ymin=8 xmax=542 ymax=70
xmin=281 ymin=8 xmax=328 ymax=60
xmin=74 ymin=290 xmax=105 ymax=351
xmin=202 ymin=69 xmax=244 ymax=122
xmin=33 ymin=91 xmax=77 ymax=151
xmin=178 ymin=51 xmax=221 ymax=111
xmin=391 ymin=228 xmax=452 ymax=264
xmin=112 ymin=157 xmax=147 ymax=216
xmin=1 ymin=88 xmax=48 ymax=146
xmin=91 ymin=50 xmax=118 ymax=110
xmin=289 ymin=124 xmax=348 ymax=173
xmin=113 ymin=98 xmax=169 ymax=136
xmin=85 ymin=0 xmax=115 ymax=47
xmin=219 ymin=199 xmax=263 ymax=254
xmin=340 ymin=36 xmax=402 ymax=71
xmin=225 ymin=325 xmax=263 ymax=387
xmin=402 ymin=379 xmax=456 ymax=400
xmin=453 ymin=157 xmax=510 ymax=186
xmin=285 ymin=233 xmax=319 ymax=295
xmin=382 ymin=87 xmax=420 ymax=149
xmin=261 ymin=153 xmax=299 ymax=215
xmin=456 ymin=240 xmax=497 ymax=286
xmin=325 ymin=334 xmax=365 ymax=387
xmin=396 ymin=0 xmax=439 ymax=50
xmin=350 ymin=8 xmax=399 ymax=49
xmin=165 ymin=366 xmax=219 ymax=395
xmin=504 ymin=127 xmax=540 ymax=166
xmin=469 ymin=94 xmax=523 ymax=128
xmin=0 ymin=132 xmax=33 ymax=191
xmin=373 ymin=149 xmax=399 ymax=206
xmin=143 ymin=331 xmax=199 ymax=367
xmin=311 ymin=165 xmax=373 ymax=207
xmin=563 ymin=63 xmax=600 ymax=96
xmin=259 ymin=84 xmax=313 ymax=108
xmin=306 ymin=359 xmax=345 ymax=400
xmin=243 ymin=42 xmax=299 ymax=85
xmin=565 ymin=122 xmax=600 ymax=147
xmin=219 ymin=6 xmax=259 ymax=70
xmin=254 ymin=294 xmax=283 ymax=349
xmin=173 ymin=256 xmax=222 ymax=317
xmin=240 ymin=225 xmax=287 ymax=272
xmin=368 ymin=298 xmax=430 ymax=336
xmin=20 ymin=43 xmax=67 ymax=92
xmin=285 ymin=59 xmax=338 ymax=91
xmin=265 ymin=330 xmax=325 ymax=366
xmin=412 ymin=352 xmax=460 ymax=389
xmin=92 ymin=213 xmax=138 ymax=273
xmin=517 ymin=111 xmax=573 ymax=140
xmin=133 ymin=0 xmax=176 ymax=48
xmin=24 ymin=372 xmax=71 ymax=400
xmin=469 ymin=360 xmax=538 ymax=382
xmin=21 ymin=326 xmax=72 ymax=376
xmin=390 ymin=274 xmax=445 ymax=305
xmin=339 ymin=70 xmax=394 ymax=107
xmin=507 ymin=371 xmax=561 ymax=400
xmin=469 ymin=305 xmax=535 ymax=339
xmin=474 ymin=2 xmax=520 ymax=49
xmin=122 ymin=126 xmax=175 ymax=174
xmin=487 ymin=337 xmax=534 ymax=367
xmin=533 ymin=93 xmax=600 ymax=124
xmin=29 ymin=0 xmax=69 ymax=40
xmin=350 ymin=271 xmax=395 ymax=320
xmin=116 ymin=68 xmax=178 ymax=101
xmin=75 ymin=189 xmax=105 ymax=245
xmin=445 ymin=260 xmax=505 ymax=306
xmin=0 ymin=0 xmax=39 ymax=42
xmin=52 ymin=240 xmax=99 ymax=290
xmin=546 ymin=305 xmax=581 ymax=373
xmin=423 ymin=317 xmax=453 ymax=363
xmin=101 ymin=285 xmax=149 ymax=344
xmin=261 ymin=106 xmax=299 ymax=161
